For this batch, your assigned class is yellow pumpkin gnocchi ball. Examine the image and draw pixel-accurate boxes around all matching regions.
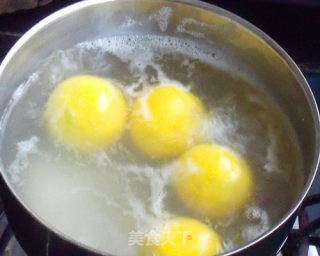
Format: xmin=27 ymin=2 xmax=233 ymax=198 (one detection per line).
xmin=44 ymin=75 xmax=127 ymax=152
xmin=129 ymin=85 xmax=205 ymax=159
xmin=173 ymin=144 xmax=253 ymax=220
xmin=143 ymin=217 xmax=221 ymax=256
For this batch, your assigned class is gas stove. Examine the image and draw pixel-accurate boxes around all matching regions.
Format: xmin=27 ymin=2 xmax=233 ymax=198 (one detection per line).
xmin=0 ymin=1 xmax=319 ymax=256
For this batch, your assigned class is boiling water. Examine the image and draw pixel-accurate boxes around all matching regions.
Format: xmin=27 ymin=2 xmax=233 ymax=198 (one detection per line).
xmin=0 ymin=35 xmax=303 ymax=255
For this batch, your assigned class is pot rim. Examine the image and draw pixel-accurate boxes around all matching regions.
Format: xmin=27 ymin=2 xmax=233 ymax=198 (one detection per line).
xmin=0 ymin=0 xmax=319 ymax=255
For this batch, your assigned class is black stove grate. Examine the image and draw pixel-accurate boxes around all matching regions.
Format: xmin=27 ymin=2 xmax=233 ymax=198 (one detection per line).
xmin=282 ymin=194 xmax=320 ymax=256
xmin=0 ymin=202 xmax=12 ymax=255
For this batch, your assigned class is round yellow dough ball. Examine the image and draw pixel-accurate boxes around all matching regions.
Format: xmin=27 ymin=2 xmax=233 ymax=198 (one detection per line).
xmin=44 ymin=75 xmax=127 ymax=152
xmin=143 ymin=217 xmax=221 ymax=256
xmin=129 ymin=85 xmax=205 ymax=159
xmin=173 ymin=144 xmax=253 ymax=220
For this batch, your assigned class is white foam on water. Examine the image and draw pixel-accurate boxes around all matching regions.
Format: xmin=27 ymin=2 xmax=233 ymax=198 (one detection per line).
xmin=76 ymin=35 xmax=223 ymax=72
xmin=201 ymin=108 xmax=248 ymax=156
xmin=0 ymin=33 xmax=302 ymax=255
xmin=148 ymin=6 xmax=172 ymax=32
xmin=242 ymin=205 xmax=270 ymax=241
xmin=177 ymin=18 xmax=209 ymax=39
xmin=7 ymin=136 xmax=39 ymax=185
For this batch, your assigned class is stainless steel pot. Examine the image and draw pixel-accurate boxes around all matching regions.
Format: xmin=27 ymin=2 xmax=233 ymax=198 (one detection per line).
xmin=0 ymin=0 xmax=319 ymax=255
